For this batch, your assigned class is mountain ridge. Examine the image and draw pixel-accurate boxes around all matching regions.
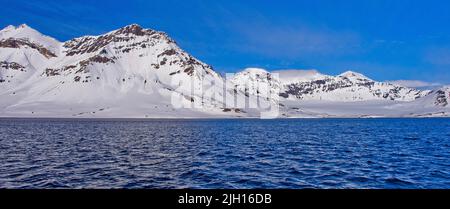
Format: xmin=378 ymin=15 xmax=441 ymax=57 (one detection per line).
xmin=1 ymin=24 xmax=449 ymax=118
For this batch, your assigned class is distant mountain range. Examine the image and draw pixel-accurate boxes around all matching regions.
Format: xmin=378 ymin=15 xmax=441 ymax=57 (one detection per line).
xmin=0 ymin=24 xmax=449 ymax=118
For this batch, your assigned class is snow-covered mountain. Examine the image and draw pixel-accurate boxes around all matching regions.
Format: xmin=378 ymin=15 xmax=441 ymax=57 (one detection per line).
xmin=230 ymin=68 xmax=429 ymax=102
xmin=0 ymin=24 xmax=448 ymax=118
xmin=0 ymin=24 xmax=260 ymax=117
xmin=230 ymin=68 xmax=449 ymax=117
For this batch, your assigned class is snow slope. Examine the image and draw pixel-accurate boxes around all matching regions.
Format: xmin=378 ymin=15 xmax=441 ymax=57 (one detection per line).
xmin=0 ymin=24 xmax=259 ymax=118
xmin=230 ymin=68 xmax=449 ymax=117
xmin=231 ymin=68 xmax=430 ymax=102
xmin=0 ymin=24 xmax=448 ymax=118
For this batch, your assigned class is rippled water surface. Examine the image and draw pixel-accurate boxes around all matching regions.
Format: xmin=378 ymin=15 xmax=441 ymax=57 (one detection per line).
xmin=0 ymin=118 xmax=449 ymax=188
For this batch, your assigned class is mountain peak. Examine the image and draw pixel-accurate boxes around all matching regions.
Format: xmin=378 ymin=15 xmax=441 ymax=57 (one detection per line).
xmin=0 ymin=24 xmax=61 ymax=54
xmin=1 ymin=23 xmax=37 ymax=34
xmin=127 ymin=23 xmax=141 ymax=28
xmin=1 ymin=25 xmax=16 ymax=32
xmin=114 ymin=23 xmax=155 ymax=36
xmin=18 ymin=23 xmax=30 ymax=29
xmin=62 ymin=23 xmax=179 ymax=57
xmin=121 ymin=23 xmax=143 ymax=30
xmin=339 ymin=70 xmax=371 ymax=80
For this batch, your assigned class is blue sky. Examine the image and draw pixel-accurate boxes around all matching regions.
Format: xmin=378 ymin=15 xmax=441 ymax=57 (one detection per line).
xmin=1 ymin=0 xmax=449 ymax=84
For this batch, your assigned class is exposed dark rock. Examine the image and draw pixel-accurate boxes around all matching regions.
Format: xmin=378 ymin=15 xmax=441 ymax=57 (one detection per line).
xmin=115 ymin=24 xmax=155 ymax=36
xmin=169 ymin=70 xmax=180 ymax=76
xmin=0 ymin=38 xmax=56 ymax=58
xmin=74 ymin=55 xmax=115 ymax=74
xmin=160 ymin=58 xmax=167 ymax=65
xmin=64 ymin=25 xmax=160 ymax=56
xmin=279 ymin=92 xmax=289 ymax=98
xmin=151 ymin=63 xmax=160 ymax=69
xmin=157 ymin=49 xmax=177 ymax=57
xmin=0 ymin=61 xmax=25 ymax=71
xmin=222 ymin=108 xmax=244 ymax=113
xmin=435 ymin=90 xmax=448 ymax=106
xmin=278 ymin=76 xmax=408 ymax=100
xmin=184 ymin=66 xmax=194 ymax=76
xmin=44 ymin=68 xmax=60 ymax=76
xmin=87 ymin=55 xmax=115 ymax=64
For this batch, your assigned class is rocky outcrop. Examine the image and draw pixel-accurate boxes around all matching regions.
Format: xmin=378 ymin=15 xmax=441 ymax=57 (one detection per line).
xmin=63 ymin=24 xmax=166 ymax=56
xmin=1 ymin=61 xmax=25 ymax=71
xmin=0 ymin=38 xmax=56 ymax=58
xmin=434 ymin=89 xmax=449 ymax=107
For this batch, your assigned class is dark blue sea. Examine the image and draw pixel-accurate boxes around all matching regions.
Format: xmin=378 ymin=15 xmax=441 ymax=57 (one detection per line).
xmin=0 ymin=118 xmax=449 ymax=189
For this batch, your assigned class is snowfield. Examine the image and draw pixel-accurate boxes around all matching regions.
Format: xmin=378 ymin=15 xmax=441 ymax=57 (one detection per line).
xmin=0 ymin=24 xmax=449 ymax=118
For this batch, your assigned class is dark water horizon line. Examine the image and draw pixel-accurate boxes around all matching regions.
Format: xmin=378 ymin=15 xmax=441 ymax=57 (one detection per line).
xmin=1 ymin=116 xmax=450 ymax=121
